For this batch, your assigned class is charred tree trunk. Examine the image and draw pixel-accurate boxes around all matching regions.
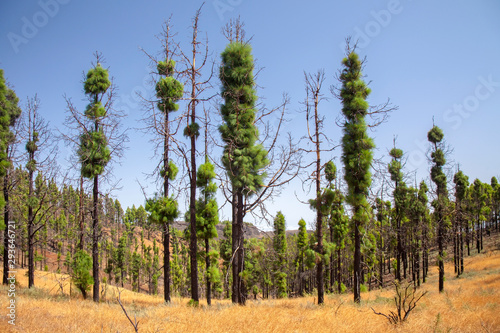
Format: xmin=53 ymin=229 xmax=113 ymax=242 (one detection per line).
xmin=163 ymin=110 xmax=171 ymax=303
xmin=231 ymin=192 xmax=239 ymax=304
xmin=206 ymin=238 xmax=211 ymax=306
xmin=236 ymin=191 xmax=246 ymax=305
xmin=337 ymin=247 xmax=342 ymax=293
xmin=3 ymin=167 xmax=11 ymax=285
xmin=353 ymin=218 xmax=361 ymax=303
xmin=79 ymin=176 xmax=84 ymax=251
xmin=92 ymin=175 xmax=100 ymax=302
xmin=163 ymin=222 xmax=170 ymax=302
xmin=28 ymin=156 xmax=35 ymax=288
xmin=438 ymin=209 xmax=444 ymax=293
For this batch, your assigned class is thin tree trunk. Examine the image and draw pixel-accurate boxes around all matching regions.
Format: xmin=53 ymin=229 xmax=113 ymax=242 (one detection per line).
xmin=476 ymin=220 xmax=481 ymax=254
xmin=28 ymin=161 xmax=35 ymax=288
xmin=438 ymin=210 xmax=444 ymax=293
xmin=79 ymin=176 xmax=84 ymax=250
xmin=330 ymin=228 xmax=334 ymax=292
xmin=188 ymin=12 xmax=199 ymax=304
xmin=92 ymin=175 xmax=100 ymax=302
xmin=460 ymin=217 xmax=464 ymax=274
xmin=3 ymin=167 xmax=11 ymax=285
xmin=314 ymin=91 xmax=324 ymax=305
xmin=163 ymin=222 xmax=170 ymax=302
xmin=337 ymin=248 xmax=342 ymax=293
xmin=353 ymin=218 xmax=361 ymax=303
xmin=236 ymin=191 xmax=245 ymax=305
xmin=231 ymin=192 xmax=238 ymax=304
xmin=163 ymin=106 xmax=172 ymax=303
xmin=206 ymin=238 xmax=211 ymax=306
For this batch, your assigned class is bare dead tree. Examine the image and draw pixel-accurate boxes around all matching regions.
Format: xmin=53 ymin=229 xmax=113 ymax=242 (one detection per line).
xmin=178 ymin=3 xmax=216 ymax=304
xmin=18 ymin=95 xmax=59 ymax=288
xmin=301 ymin=70 xmax=330 ymax=305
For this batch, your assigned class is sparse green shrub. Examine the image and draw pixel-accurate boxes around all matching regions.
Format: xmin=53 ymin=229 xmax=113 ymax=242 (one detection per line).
xmin=70 ymin=250 xmax=94 ymax=300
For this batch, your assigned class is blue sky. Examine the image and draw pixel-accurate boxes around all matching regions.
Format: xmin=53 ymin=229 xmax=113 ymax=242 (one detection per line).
xmin=1 ymin=0 xmax=499 ymax=230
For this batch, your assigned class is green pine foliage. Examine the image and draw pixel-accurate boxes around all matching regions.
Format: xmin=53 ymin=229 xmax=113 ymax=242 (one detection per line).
xmin=145 ymin=195 xmax=179 ymax=226
xmin=427 ymin=125 xmax=449 ymax=292
xmin=241 ymin=238 xmax=265 ymax=299
xmin=388 ymin=145 xmax=407 ymax=281
xmin=273 ymin=211 xmax=287 ymax=298
xmin=219 ymin=42 xmax=269 ymax=195
xmin=78 ymin=64 xmax=111 ymax=179
xmin=195 ymin=156 xmax=219 ymax=305
xmin=195 ymin=156 xmax=219 ymax=240
xmin=156 ymin=60 xmax=183 ymax=113
xmin=219 ymin=40 xmax=269 ymax=305
xmin=0 ymin=69 xmax=22 ymax=178
xmin=339 ymin=48 xmax=374 ymax=303
xmin=71 ymin=250 xmax=94 ymax=299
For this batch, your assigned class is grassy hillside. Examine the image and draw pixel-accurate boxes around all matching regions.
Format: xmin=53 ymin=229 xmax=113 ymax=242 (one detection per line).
xmin=1 ymin=239 xmax=499 ymax=333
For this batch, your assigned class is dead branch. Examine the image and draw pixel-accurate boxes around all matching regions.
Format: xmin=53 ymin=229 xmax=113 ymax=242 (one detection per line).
xmin=116 ymin=288 xmax=139 ymax=332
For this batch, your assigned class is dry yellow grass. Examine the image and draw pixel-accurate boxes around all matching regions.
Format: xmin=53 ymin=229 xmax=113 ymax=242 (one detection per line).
xmin=1 ymin=245 xmax=500 ymax=333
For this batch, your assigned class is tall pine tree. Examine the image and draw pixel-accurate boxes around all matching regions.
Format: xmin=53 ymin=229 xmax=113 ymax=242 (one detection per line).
xmin=195 ymin=156 xmax=219 ymax=305
xmin=219 ymin=40 xmax=269 ymax=305
xmin=0 ymin=70 xmax=21 ymax=285
xmin=82 ymin=64 xmax=110 ymax=301
xmin=338 ymin=47 xmax=374 ymax=303
xmin=273 ymin=211 xmax=287 ymax=298
xmin=153 ymin=41 xmax=183 ymax=302
xmin=427 ymin=125 xmax=449 ymax=292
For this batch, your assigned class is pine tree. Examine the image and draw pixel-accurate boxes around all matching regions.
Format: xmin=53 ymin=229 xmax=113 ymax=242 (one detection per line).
xmin=374 ymin=198 xmax=390 ymax=288
xmin=273 ymin=211 xmax=287 ymax=298
xmin=145 ymin=194 xmax=179 ymax=297
xmin=241 ymin=238 xmax=265 ymax=300
xmin=491 ymin=177 xmax=499 ymax=232
xmin=388 ymin=145 xmax=406 ymax=281
xmin=77 ymin=61 xmax=112 ymax=302
xmin=417 ymin=181 xmax=430 ymax=283
xmin=219 ymin=220 xmax=232 ymax=299
xmin=152 ymin=41 xmax=183 ymax=302
xmin=115 ymin=235 xmax=127 ymax=287
xmin=427 ymin=125 xmax=449 ymax=292
xmin=453 ymin=170 xmax=468 ymax=276
xmin=219 ymin=40 xmax=269 ymax=305
xmin=1 ymin=70 xmax=21 ymax=285
xmin=71 ymin=249 xmax=94 ymax=300
xmin=326 ymin=163 xmax=349 ymax=293
xmin=470 ymin=179 xmax=490 ymax=254
xmin=338 ymin=47 xmax=375 ymax=303
xmin=195 ymin=156 xmax=219 ymax=305
xmin=296 ymin=218 xmax=308 ymax=296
